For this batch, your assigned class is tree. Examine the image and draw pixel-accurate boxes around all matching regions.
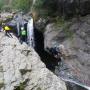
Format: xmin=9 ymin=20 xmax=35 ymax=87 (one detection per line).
xmin=33 ymin=0 xmax=57 ymax=17
xmin=12 ymin=0 xmax=32 ymax=12
xmin=0 ymin=0 xmax=4 ymax=10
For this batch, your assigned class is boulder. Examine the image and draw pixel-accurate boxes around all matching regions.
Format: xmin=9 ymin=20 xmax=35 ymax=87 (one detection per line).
xmin=35 ymin=18 xmax=48 ymax=31
xmin=0 ymin=32 xmax=66 ymax=90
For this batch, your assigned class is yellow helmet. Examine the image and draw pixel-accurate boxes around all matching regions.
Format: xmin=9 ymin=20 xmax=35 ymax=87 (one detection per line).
xmin=4 ymin=26 xmax=10 ymax=31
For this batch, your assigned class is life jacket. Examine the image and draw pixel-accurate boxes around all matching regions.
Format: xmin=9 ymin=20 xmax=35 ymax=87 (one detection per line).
xmin=21 ymin=30 xmax=26 ymax=36
xmin=4 ymin=26 xmax=11 ymax=31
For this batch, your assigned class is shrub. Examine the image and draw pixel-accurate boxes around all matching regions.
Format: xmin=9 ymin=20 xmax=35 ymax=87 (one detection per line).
xmin=33 ymin=0 xmax=57 ymax=17
xmin=12 ymin=0 xmax=32 ymax=12
xmin=55 ymin=16 xmax=65 ymax=27
xmin=1 ymin=5 xmax=12 ymax=12
xmin=0 ymin=0 xmax=4 ymax=10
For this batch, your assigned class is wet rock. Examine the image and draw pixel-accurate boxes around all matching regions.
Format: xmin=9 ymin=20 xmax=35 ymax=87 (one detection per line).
xmin=0 ymin=12 xmax=13 ymax=22
xmin=44 ymin=15 xmax=90 ymax=89
xmin=0 ymin=32 xmax=66 ymax=90
xmin=35 ymin=18 xmax=48 ymax=31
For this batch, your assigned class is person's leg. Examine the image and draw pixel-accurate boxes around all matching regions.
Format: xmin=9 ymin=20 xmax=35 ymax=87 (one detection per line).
xmin=20 ymin=37 xmax=23 ymax=44
xmin=19 ymin=38 xmax=23 ymax=44
xmin=8 ymin=31 xmax=13 ymax=38
xmin=22 ymin=35 xmax=27 ymax=43
xmin=24 ymin=35 xmax=27 ymax=43
xmin=22 ymin=36 xmax=24 ymax=42
xmin=5 ymin=31 xmax=7 ymax=35
xmin=5 ymin=31 xmax=10 ymax=37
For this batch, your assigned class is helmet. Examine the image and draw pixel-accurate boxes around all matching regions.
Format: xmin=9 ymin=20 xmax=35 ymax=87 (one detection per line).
xmin=21 ymin=27 xmax=24 ymax=30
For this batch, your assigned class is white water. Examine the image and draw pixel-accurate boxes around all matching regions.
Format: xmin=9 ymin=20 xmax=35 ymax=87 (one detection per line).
xmin=16 ymin=13 xmax=25 ymax=36
xmin=27 ymin=17 xmax=35 ymax=48
xmin=60 ymin=77 xmax=90 ymax=90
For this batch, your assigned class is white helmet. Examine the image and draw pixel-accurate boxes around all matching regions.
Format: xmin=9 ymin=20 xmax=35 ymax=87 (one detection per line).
xmin=21 ymin=27 xmax=24 ymax=30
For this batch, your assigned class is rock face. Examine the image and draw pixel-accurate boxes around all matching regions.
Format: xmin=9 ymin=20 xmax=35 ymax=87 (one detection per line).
xmin=0 ymin=12 xmax=13 ymax=22
xmin=35 ymin=18 xmax=48 ymax=30
xmin=0 ymin=32 xmax=66 ymax=90
xmin=44 ymin=15 xmax=90 ymax=89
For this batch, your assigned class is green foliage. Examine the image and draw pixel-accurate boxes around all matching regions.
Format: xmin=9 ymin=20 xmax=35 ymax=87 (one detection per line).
xmin=37 ymin=87 xmax=42 ymax=90
xmin=14 ymin=82 xmax=25 ymax=90
xmin=55 ymin=16 xmax=65 ymax=27
xmin=33 ymin=0 xmax=46 ymax=17
xmin=63 ymin=23 xmax=74 ymax=39
xmin=1 ymin=5 xmax=12 ymax=12
xmin=12 ymin=0 xmax=32 ymax=12
xmin=55 ymin=17 xmax=74 ymax=39
xmin=0 ymin=0 xmax=4 ymax=10
xmin=20 ymin=83 xmax=25 ymax=90
xmin=33 ymin=0 xmax=45 ymax=10
xmin=33 ymin=0 xmax=57 ymax=17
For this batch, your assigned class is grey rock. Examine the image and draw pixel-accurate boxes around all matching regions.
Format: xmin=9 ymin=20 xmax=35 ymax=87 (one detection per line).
xmin=0 ymin=32 xmax=66 ymax=90
xmin=44 ymin=15 xmax=90 ymax=89
xmin=35 ymin=18 xmax=48 ymax=30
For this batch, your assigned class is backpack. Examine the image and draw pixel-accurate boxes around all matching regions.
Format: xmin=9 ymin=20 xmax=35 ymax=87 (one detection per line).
xmin=21 ymin=30 xmax=26 ymax=36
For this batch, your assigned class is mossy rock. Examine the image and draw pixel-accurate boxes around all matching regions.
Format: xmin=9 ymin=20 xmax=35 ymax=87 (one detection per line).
xmin=37 ymin=87 xmax=42 ymax=90
xmin=14 ymin=83 xmax=25 ymax=90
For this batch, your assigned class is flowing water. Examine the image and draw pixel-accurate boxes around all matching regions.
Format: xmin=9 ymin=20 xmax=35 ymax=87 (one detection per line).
xmin=27 ymin=17 xmax=35 ymax=48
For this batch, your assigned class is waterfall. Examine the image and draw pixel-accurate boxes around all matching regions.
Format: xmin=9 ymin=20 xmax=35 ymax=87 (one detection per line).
xmin=28 ymin=0 xmax=36 ymax=47
xmin=15 ymin=13 xmax=25 ymax=36
xmin=27 ymin=17 xmax=35 ymax=48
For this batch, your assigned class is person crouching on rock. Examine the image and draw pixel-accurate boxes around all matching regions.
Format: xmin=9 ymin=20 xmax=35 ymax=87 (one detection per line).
xmin=20 ymin=27 xmax=27 ymax=44
xmin=3 ymin=24 xmax=12 ymax=37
